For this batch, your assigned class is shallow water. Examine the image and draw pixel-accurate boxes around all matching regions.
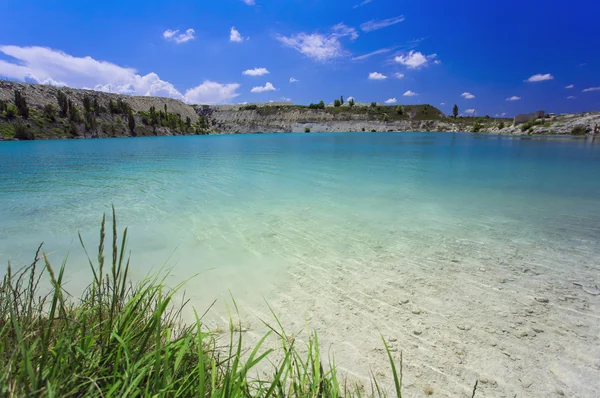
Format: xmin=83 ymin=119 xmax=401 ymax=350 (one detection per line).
xmin=2 ymin=132 xmax=600 ymax=395
xmin=1 ymin=133 xmax=599 ymax=292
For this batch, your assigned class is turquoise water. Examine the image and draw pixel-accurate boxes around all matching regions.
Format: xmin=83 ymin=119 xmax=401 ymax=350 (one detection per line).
xmin=1 ymin=132 xmax=600 ymax=298
xmin=2 ymin=132 xmax=600 ymax=395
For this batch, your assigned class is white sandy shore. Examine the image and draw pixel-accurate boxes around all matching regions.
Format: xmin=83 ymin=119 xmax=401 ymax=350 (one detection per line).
xmin=186 ymin=230 xmax=600 ymax=398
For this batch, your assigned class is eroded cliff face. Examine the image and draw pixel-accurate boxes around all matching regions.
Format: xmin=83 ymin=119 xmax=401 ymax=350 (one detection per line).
xmin=1 ymin=80 xmax=598 ymax=140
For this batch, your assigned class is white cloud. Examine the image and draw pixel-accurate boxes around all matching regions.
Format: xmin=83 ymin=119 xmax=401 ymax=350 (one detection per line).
xmin=393 ymin=72 xmax=404 ymax=79
xmin=461 ymin=92 xmax=476 ymax=99
xmin=163 ymin=28 xmax=195 ymax=44
xmin=185 ymin=81 xmax=241 ymax=104
xmin=243 ymin=67 xmax=269 ymax=76
xmin=331 ymin=23 xmax=359 ymax=40
xmin=403 ymin=90 xmax=418 ymax=97
xmin=360 ymin=16 xmax=405 ymax=32
xmin=347 ymin=96 xmax=355 ymax=102
xmin=230 ymin=27 xmax=247 ymax=43
xmin=464 ymin=109 xmax=476 ymax=115
xmin=565 ymin=84 xmax=574 ymax=89
xmin=368 ymin=72 xmax=387 ymax=80
xmin=440 ymin=102 xmax=446 ymax=105
xmin=242 ymin=0 xmax=255 ymax=5
xmin=433 ymin=60 xmax=442 ymax=65
xmin=582 ymin=87 xmax=600 ymax=92
xmin=353 ymin=0 xmax=373 ymax=8
xmin=525 ymin=73 xmax=554 ymax=82
xmin=567 ymin=96 xmax=577 ymax=99
xmin=277 ymin=33 xmax=344 ymax=62
xmin=280 ymin=97 xmax=292 ymax=102
xmin=289 ymin=77 xmax=299 ymax=83
xmin=251 ymin=82 xmax=277 ymax=93
xmin=352 ymin=48 xmax=392 ymax=61
xmin=0 ymin=45 xmax=240 ymax=104
xmin=277 ymin=23 xmax=358 ymax=62
xmin=495 ymin=112 xmax=508 ymax=117
xmin=395 ymin=51 xmax=437 ymax=69
xmin=385 ymin=98 xmax=397 ymax=104
xmin=506 ymin=96 xmax=521 ymax=101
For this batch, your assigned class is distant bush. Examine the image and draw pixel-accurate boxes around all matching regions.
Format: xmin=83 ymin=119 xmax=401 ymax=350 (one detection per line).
xmin=371 ymin=129 xmax=377 ymax=132
xmin=498 ymin=121 xmax=505 ymax=129
xmin=44 ymin=104 xmax=57 ymax=121
xmin=14 ymin=122 xmax=34 ymax=140
xmin=308 ymin=101 xmax=325 ymax=110
xmin=520 ymin=119 xmax=543 ymax=132
xmin=304 ymin=127 xmax=311 ymax=133
xmin=334 ymin=100 xmax=341 ymax=107
xmin=0 ymin=100 xmax=7 ymax=115
xmin=370 ymin=102 xmax=377 ymax=108
xmin=361 ymin=127 xmax=365 ymax=132
xmin=571 ymin=125 xmax=586 ymax=135
xmin=5 ymin=104 xmax=18 ymax=119
xmin=472 ymin=122 xmax=483 ymax=133
xmin=241 ymin=104 xmax=258 ymax=111
xmin=348 ymin=98 xmax=355 ymax=108
xmin=396 ymin=105 xmax=403 ymax=115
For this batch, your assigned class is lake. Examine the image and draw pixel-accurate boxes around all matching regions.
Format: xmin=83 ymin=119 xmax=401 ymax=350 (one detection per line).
xmin=1 ymin=132 xmax=599 ymax=396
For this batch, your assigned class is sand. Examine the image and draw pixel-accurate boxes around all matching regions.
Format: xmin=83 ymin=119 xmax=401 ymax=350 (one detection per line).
xmin=187 ymin=228 xmax=600 ymax=398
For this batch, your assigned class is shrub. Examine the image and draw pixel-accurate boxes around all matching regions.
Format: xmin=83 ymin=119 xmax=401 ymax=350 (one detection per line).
xmin=334 ymin=99 xmax=341 ymax=107
xmin=14 ymin=122 xmax=34 ymax=140
xmin=571 ymin=125 xmax=586 ymax=135
xmin=361 ymin=127 xmax=365 ymax=132
xmin=370 ymin=102 xmax=377 ymax=108
xmin=348 ymin=98 xmax=355 ymax=108
xmin=241 ymin=104 xmax=258 ymax=111
xmin=498 ymin=121 xmax=505 ymax=129
xmin=304 ymin=127 xmax=311 ymax=133
xmin=472 ymin=122 xmax=483 ymax=133
xmin=5 ymin=104 xmax=18 ymax=119
xmin=44 ymin=103 xmax=57 ymax=121
xmin=396 ymin=105 xmax=403 ymax=115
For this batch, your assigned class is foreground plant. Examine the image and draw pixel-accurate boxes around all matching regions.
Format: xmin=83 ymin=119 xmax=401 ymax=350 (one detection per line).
xmin=0 ymin=209 xmax=404 ymax=397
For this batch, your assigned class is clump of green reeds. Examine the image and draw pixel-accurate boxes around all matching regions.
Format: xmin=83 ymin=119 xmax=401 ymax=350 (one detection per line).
xmin=0 ymin=208 xmax=404 ymax=397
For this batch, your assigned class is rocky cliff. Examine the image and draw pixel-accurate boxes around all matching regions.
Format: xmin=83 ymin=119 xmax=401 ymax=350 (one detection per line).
xmin=0 ymin=80 xmax=598 ymax=140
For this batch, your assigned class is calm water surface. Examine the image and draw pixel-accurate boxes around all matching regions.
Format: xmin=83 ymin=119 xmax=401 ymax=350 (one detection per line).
xmin=1 ymin=133 xmax=599 ymax=300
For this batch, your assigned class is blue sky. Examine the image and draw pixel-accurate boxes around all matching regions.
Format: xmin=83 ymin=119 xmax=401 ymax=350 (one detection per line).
xmin=1 ymin=0 xmax=599 ymax=116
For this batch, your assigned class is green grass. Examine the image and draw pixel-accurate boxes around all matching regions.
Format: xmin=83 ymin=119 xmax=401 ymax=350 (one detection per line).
xmin=0 ymin=210 xmax=410 ymax=397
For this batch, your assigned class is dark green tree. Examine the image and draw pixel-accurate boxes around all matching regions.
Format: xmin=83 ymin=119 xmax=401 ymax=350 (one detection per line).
xmin=318 ymin=101 xmax=325 ymax=109
xmin=57 ymin=91 xmax=68 ymax=117
xmin=83 ymin=95 xmax=92 ymax=113
xmin=453 ymin=104 xmax=458 ymax=119
xmin=128 ymin=109 xmax=136 ymax=133
xmin=14 ymin=90 xmax=29 ymax=118
xmin=348 ymin=98 xmax=355 ymax=108
xmin=164 ymin=104 xmax=168 ymax=114
xmin=334 ymin=99 xmax=341 ymax=107
xmin=396 ymin=105 xmax=403 ymax=115
xmin=370 ymin=102 xmax=377 ymax=108
xmin=93 ymin=97 xmax=100 ymax=114
xmin=185 ymin=116 xmax=191 ymax=128
xmin=340 ymin=96 xmax=344 ymax=105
